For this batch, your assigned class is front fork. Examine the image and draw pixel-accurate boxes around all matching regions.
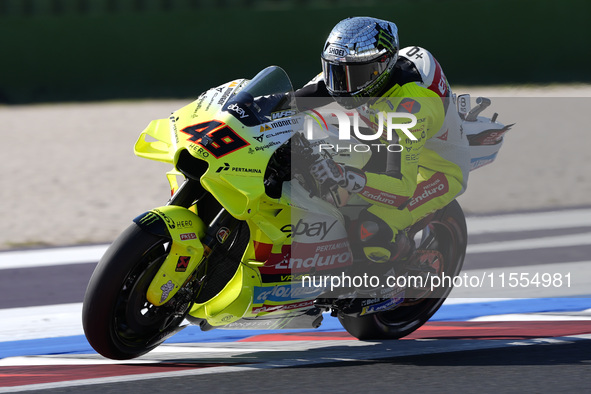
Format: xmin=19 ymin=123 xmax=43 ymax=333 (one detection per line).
xmin=135 ymin=178 xmax=240 ymax=306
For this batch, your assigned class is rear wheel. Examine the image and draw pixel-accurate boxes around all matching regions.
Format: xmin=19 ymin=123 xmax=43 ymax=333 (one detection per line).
xmin=82 ymin=224 xmax=194 ymax=360
xmin=338 ymin=200 xmax=467 ymax=340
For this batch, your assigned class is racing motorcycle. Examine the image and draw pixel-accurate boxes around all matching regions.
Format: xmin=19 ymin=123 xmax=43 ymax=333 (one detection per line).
xmin=82 ymin=66 xmax=511 ymax=360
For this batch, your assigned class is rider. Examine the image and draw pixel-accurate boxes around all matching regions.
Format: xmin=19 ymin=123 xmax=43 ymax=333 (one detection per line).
xmin=295 ymin=16 xmax=471 ymax=265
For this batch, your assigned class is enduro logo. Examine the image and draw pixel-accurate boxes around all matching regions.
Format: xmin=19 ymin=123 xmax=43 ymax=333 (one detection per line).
xmin=360 ymin=187 xmax=407 ymax=207
xmin=275 ymin=251 xmax=352 ymax=270
xmin=257 ymin=239 xmax=352 ymax=278
xmin=407 ymin=173 xmax=449 ymax=211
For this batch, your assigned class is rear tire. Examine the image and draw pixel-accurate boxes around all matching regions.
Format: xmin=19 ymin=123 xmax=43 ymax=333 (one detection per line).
xmin=339 ymin=200 xmax=467 ymax=340
xmin=82 ymin=223 xmax=191 ymax=360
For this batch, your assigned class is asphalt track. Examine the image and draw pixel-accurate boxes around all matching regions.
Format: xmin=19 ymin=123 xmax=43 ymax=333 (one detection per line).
xmin=1 ymin=208 xmax=591 ymax=393
xmin=1 ymin=83 xmax=590 ymax=392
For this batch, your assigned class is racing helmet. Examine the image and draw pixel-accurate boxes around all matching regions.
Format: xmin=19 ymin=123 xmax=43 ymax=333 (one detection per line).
xmin=321 ymin=17 xmax=399 ymax=107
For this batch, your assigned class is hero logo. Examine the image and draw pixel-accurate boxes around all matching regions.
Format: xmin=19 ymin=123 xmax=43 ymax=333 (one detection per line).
xmin=280 ymin=219 xmax=337 ymax=241
xmin=227 ymin=103 xmax=249 ymax=119
xmin=176 ymin=220 xmax=193 ymax=228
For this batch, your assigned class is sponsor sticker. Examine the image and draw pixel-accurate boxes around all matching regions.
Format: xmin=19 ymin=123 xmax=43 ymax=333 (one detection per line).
xmin=407 ymin=173 xmax=449 ymax=211
xmin=257 ymin=238 xmax=352 ymax=275
xmin=360 ymin=186 xmax=408 ymax=207
xmin=160 ymin=280 xmax=175 ymax=303
xmin=360 ymin=293 xmax=405 ymax=316
xmin=180 ymin=233 xmax=197 ymax=241
xmin=216 ymin=227 xmax=231 ymax=244
xmin=253 ymin=284 xmax=324 ymax=303
xmin=175 ymin=256 xmax=191 ymax=272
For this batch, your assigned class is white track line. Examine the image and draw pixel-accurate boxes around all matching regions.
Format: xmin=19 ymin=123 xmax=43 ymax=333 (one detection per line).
xmin=0 ymin=244 xmax=108 ymax=270
xmin=4 ymin=255 xmax=591 ymax=344
xmin=465 ymin=208 xmax=591 ymax=234
xmin=0 ymin=336 xmax=586 ymax=393
xmin=0 ymin=303 xmax=83 ymax=342
xmin=466 ymin=232 xmax=591 ymax=253
xmin=1 ymin=208 xmax=590 ymax=270
xmin=450 ymin=261 xmax=591 ymax=299
xmin=470 ymin=313 xmax=591 ymax=321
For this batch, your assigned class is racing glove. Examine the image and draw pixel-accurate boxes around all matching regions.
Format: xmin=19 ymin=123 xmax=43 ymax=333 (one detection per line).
xmin=311 ymin=158 xmax=366 ymax=193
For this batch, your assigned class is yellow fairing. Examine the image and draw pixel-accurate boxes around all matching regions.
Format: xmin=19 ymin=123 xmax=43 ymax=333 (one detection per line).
xmin=188 ymin=263 xmax=261 ymax=326
xmin=134 ymin=75 xmax=299 ymax=322
xmin=145 ymin=206 xmax=206 ymax=306
xmin=202 ymin=174 xmax=264 ymax=220
xmin=134 ymin=118 xmax=175 ymax=164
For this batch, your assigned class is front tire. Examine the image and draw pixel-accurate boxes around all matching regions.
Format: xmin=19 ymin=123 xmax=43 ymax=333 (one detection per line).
xmin=82 ymin=224 xmax=191 ymax=360
xmin=339 ymin=200 xmax=467 ymax=340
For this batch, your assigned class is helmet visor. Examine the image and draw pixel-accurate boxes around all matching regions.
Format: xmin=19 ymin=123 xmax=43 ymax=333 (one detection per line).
xmin=322 ymin=59 xmax=389 ymax=95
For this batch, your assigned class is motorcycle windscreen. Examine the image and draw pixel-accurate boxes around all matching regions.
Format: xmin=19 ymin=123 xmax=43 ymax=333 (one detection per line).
xmin=220 ymin=66 xmax=295 ymax=127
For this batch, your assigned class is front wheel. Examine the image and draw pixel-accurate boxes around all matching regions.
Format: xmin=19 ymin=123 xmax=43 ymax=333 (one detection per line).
xmin=82 ymin=223 xmax=193 ymax=360
xmin=338 ymin=200 xmax=467 ymax=340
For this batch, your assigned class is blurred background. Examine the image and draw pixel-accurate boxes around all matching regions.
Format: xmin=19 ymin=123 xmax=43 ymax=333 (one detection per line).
xmin=1 ymin=0 xmax=590 ymax=249
xmin=1 ymin=0 xmax=590 ymax=104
